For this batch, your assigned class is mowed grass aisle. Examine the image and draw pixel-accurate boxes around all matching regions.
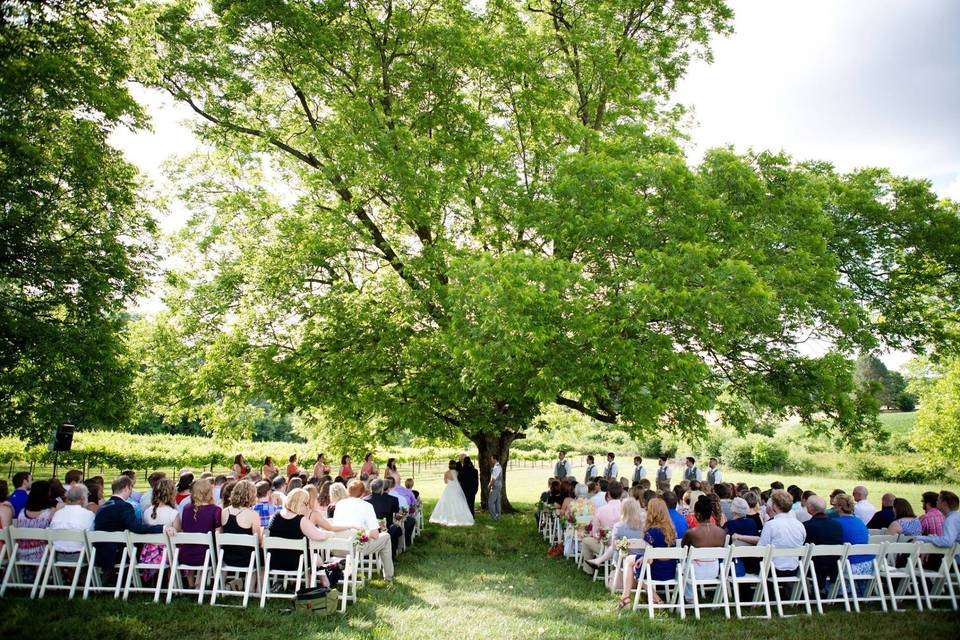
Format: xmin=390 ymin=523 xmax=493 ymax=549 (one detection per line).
xmin=2 ymin=501 xmax=959 ymax=640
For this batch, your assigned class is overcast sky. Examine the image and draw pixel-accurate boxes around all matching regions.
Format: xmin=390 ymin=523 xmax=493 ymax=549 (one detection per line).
xmin=112 ymin=0 xmax=960 ymax=370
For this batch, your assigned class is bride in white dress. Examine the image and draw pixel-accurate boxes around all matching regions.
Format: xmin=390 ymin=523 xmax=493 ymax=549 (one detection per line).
xmin=430 ymin=460 xmax=475 ymax=527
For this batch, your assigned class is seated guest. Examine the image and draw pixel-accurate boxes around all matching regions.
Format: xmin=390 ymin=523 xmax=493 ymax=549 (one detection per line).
xmin=49 ymin=483 xmax=94 ymax=563
xmin=366 ymin=479 xmax=402 ymax=557
xmin=0 ymin=481 xmax=13 ymax=536
xmin=546 ymin=480 xmax=564 ymax=506
xmin=618 ymin=498 xmax=678 ymax=609
xmin=49 ymin=477 xmax=66 ymax=507
xmin=741 ymin=491 xmax=763 ymax=531
xmin=564 ymin=483 xmax=598 ymax=557
xmin=327 ymin=482 xmax=348 ymax=518
xmin=141 ymin=478 xmax=180 ymax=578
xmin=175 ymin=474 xmax=193 ymax=505
xmin=303 ymin=485 xmax=350 ymax=533
xmin=385 ymin=477 xmax=416 ymax=546
xmin=579 ymin=482 xmax=624 ymax=574
xmin=179 ymin=479 xmax=221 ymax=587
xmin=253 ymin=481 xmax=280 ymax=528
xmin=64 ymin=469 xmax=84 ymax=488
xmin=121 ymin=470 xmax=142 ymax=504
xmin=795 ymin=491 xmax=816 ymax=524
xmin=404 ymin=478 xmax=420 ymax=505
xmin=559 ymin=480 xmax=576 ymax=516
xmin=84 ymin=478 xmax=104 ymax=513
xmin=93 ymin=476 xmax=167 ymax=582
xmin=914 ymin=490 xmax=959 ymax=548
xmin=139 ymin=472 xmax=166 ymax=514
xmin=590 ymin=480 xmax=608 ymax=510
xmin=212 ymin=475 xmax=228 ymax=503
xmin=220 ymin=479 xmax=262 ymax=569
xmin=330 ymin=480 xmax=394 ymax=580
xmin=14 ymin=480 xmax=54 ymax=578
xmin=8 ymin=472 xmax=31 ymax=518
xmin=852 ymin=485 xmax=876 ymax=524
xmin=724 ymin=497 xmax=759 ymax=576
xmin=733 ymin=490 xmax=806 ymax=578
xmin=867 ymin=493 xmax=897 ymax=529
xmin=714 ymin=483 xmax=733 ymax=523
xmin=585 ymin=497 xmax=645 ymax=569
xmin=919 ymin=491 xmax=945 ymax=536
xmin=802 ymin=495 xmax=844 ymax=590
xmin=786 ymin=485 xmax=802 ymax=516
xmin=268 ymin=488 xmax=349 ymax=583
xmin=825 ymin=489 xmax=845 ymax=517
xmin=662 ymin=491 xmax=689 ymax=539
xmin=834 ymin=494 xmax=874 ymax=587
xmin=886 ymin=498 xmax=921 ymax=536
xmin=681 ymin=496 xmax=726 ymax=602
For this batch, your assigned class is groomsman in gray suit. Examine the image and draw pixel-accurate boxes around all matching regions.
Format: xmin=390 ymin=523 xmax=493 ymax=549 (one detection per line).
xmin=631 ymin=456 xmax=646 ymax=484
xmin=488 ymin=455 xmax=503 ymax=520
xmin=583 ymin=455 xmax=598 ymax=483
xmin=554 ymin=450 xmax=572 ymax=479
xmin=603 ymin=452 xmax=618 ymax=480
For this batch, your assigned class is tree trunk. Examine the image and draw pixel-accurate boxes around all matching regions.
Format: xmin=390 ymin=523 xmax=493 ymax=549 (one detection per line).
xmin=469 ymin=430 xmax=525 ymax=514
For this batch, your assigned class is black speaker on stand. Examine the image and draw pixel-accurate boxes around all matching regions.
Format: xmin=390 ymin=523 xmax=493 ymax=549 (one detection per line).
xmin=49 ymin=423 xmax=75 ymax=478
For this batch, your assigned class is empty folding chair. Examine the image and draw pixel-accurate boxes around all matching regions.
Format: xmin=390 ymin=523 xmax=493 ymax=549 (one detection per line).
xmin=210 ymin=532 xmax=261 ymax=607
xmin=166 ymin=532 xmax=216 ymax=604
xmin=310 ymin=537 xmax=358 ymax=613
xmin=632 ymin=545 xmax=688 ymax=619
xmin=839 ymin=543 xmax=887 ymax=612
xmin=40 ymin=529 xmax=89 ymax=599
xmin=83 ymin=530 xmax=131 ymax=600
xmin=1 ymin=528 xmax=51 ymax=599
xmin=683 ymin=545 xmax=731 ymax=619
xmin=877 ymin=542 xmax=923 ymax=611
xmin=803 ymin=543 xmax=850 ymax=614
xmin=914 ymin=543 xmax=958 ymax=611
xmin=123 ymin=532 xmax=172 ymax=602
xmin=726 ymin=544 xmax=772 ymax=619
xmin=260 ymin=535 xmax=309 ymax=607
xmin=768 ymin=545 xmax=812 ymax=617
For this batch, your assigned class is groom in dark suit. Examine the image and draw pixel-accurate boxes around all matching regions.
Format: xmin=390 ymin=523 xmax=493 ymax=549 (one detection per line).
xmin=456 ymin=454 xmax=479 ymax=516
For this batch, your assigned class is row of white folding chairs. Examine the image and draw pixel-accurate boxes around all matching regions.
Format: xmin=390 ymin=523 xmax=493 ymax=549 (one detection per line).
xmin=612 ymin=541 xmax=959 ymax=619
xmin=0 ymin=526 xmax=366 ymax=612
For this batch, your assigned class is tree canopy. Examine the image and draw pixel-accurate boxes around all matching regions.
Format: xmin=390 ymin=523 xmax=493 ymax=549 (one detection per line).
xmin=0 ymin=0 xmax=155 ymax=443
xmin=122 ymin=0 xmax=960 ymax=507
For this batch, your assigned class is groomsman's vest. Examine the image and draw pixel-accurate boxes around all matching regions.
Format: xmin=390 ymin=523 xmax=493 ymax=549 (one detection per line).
xmin=657 ymin=465 xmax=669 ymax=482
xmin=554 ymin=459 xmax=568 ymax=478
xmin=604 ymin=462 xmax=616 ymax=478
xmin=684 ymin=466 xmax=698 ymax=482
xmin=707 ymin=468 xmax=720 ymax=485
xmin=584 ymin=464 xmax=597 ymax=482
xmin=632 ymin=465 xmax=645 ymax=483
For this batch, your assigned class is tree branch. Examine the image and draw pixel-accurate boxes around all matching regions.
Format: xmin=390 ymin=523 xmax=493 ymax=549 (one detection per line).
xmin=555 ymin=394 xmax=618 ymax=424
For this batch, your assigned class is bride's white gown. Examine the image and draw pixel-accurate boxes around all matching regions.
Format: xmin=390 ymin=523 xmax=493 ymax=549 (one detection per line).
xmin=429 ymin=470 xmax=475 ymax=527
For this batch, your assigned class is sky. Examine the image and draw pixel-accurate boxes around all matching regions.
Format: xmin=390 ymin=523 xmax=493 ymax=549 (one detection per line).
xmin=110 ymin=0 xmax=960 ymax=370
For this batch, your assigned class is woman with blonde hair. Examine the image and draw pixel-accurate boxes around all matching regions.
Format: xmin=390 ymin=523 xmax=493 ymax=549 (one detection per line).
xmin=585 ymin=498 xmax=646 ymax=570
xmin=220 ymin=479 xmax=262 ymax=568
xmin=327 ymin=482 xmax=348 ymax=518
xmin=303 ymin=485 xmax=352 ymax=532
xmin=618 ymin=498 xmax=678 ymax=609
xmin=267 ymin=488 xmax=349 ymax=574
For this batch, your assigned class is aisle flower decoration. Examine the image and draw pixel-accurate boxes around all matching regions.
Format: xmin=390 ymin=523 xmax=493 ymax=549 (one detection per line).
xmin=355 ymin=530 xmax=370 ymax=545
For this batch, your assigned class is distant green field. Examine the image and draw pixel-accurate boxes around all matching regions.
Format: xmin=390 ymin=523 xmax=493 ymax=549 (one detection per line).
xmin=878 ymin=411 xmax=918 ymax=434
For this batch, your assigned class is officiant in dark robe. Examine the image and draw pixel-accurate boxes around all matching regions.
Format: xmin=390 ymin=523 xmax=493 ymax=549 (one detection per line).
xmin=456 ymin=455 xmax=479 ymax=516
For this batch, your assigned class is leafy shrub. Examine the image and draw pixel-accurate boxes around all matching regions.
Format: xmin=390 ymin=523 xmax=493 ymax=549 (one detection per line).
xmin=721 ymin=434 xmax=790 ymax=472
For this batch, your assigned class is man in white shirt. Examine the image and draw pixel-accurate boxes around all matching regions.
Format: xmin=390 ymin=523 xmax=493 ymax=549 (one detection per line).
xmin=631 ymin=456 xmax=646 ymax=484
xmin=49 ymin=483 xmax=95 ymax=559
xmin=488 ymin=455 xmax=503 ymax=520
xmin=590 ymin=480 xmax=607 ymax=510
xmin=732 ymin=490 xmax=806 ymax=575
xmin=553 ymin=451 xmax=572 ymax=480
xmin=683 ymin=457 xmax=701 ymax=482
xmin=706 ymin=458 xmax=722 ymax=486
xmin=852 ymin=485 xmax=877 ymax=525
xmin=583 ymin=455 xmax=598 ymax=483
xmin=331 ymin=480 xmax=394 ymax=580
xmin=603 ymin=452 xmax=618 ymax=481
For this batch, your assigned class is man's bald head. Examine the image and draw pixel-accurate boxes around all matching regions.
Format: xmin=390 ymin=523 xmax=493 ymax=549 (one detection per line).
xmin=806 ymin=495 xmax=827 ymax=515
xmin=852 ymin=485 xmax=868 ymax=501
xmin=881 ymin=493 xmax=895 ymax=508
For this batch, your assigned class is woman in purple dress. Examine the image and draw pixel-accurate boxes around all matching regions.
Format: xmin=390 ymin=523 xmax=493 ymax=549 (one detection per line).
xmin=178 ymin=479 xmax=221 ymax=586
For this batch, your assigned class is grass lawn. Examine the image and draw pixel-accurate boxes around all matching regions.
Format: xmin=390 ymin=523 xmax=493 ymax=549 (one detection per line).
xmin=2 ymin=497 xmax=959 ymax=640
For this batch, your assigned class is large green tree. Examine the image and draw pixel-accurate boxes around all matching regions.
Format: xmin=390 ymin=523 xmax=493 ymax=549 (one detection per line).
xmin=0 ymin=0 xmax=156 ymax=442
xmin=136 ymin=0 xmax=959 ymax=509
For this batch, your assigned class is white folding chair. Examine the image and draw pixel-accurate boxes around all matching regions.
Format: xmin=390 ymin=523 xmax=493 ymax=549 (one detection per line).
xmin=839 ymin=543 xmax=886 ymax=612
xmin=914 ymin=543 xmax=958 ymax=610
xmin=683 ymin=545 xmax=731 ymax=619
xmin=609 ymin=539 xmax=645 ymax=593
xmin=0 ymin=527 xmax=51 ymax=599
xmin=123 ymin=532 xmax=171 ymax=602
xmin=804 ymin=543 xmax=850 ymax=614
xmin=768 ymin=546 xmax=812 ymax=616
xmin=210 ymin=532 xmax=261 ymax=607
xmin=0 ymin=527 xmax=12 ymax=577
xmin=877 ymin=542 xmax=923 ymax=611
xmin=83 ymin=530 xmax=130 ymax=599
xmin=40 ymin=529 xmax=89 ymax=599
xmin=260 ymin=535 xmax=309 ymax=607
xmin=310 ymin=537 xmax=357 ymax=613
xmin=726 ymin=544 xmax=772 ymax=619
xmin=632 ymin=545 xmax=687 ymax=619
xmin=166 ymin=532 xmax=216 ymax=604
xmin=571 ymin=516 xmax=592 ymax=564
xmin=869 ymin=534 xmax=899 ymax=545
